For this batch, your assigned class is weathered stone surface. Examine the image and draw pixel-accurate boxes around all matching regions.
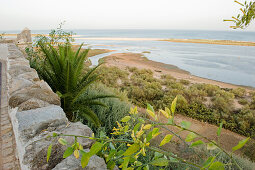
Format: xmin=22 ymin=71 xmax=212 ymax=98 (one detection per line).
xmin=9 ymin=86 xmax=60 ymax=108
xmin=9 ymin=77 xmax=33 ymax=94
xmin=16 ymin=105 xmax=67 ymax=141
xmin=23 ymin=139 xmax=65 ymax=170
xmin=8 ymin=65 xmax=33 ymax=78
xmin=17 ymin=27 xmax=32 ymax=43
xmin=53 ymin=152 xmax=107 ymax=170
xmin=18 ymin=98 xmax=51 ymax=111
xmin=60 ymin=122 xmax=93 ymax=148
xmin=9 ymin=58 xmax=30 ymax=66
xmin=22 ymin=122 xmax=95 ymax=170
xmin=17 ymin=70 xmax=39 ymax=82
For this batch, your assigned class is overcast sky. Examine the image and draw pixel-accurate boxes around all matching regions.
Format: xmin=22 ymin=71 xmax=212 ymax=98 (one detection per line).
xmin=1 ymin=0 xmax=255 ymax=31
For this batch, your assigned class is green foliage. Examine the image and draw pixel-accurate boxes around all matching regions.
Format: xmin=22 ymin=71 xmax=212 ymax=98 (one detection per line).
xmin=224 ymin=0 xmax=255 ymax=29
xmin=238 ymin=98 xmax=248 ymax=105
xmin=76 ymin=83 xmax=131 ymax=135
xmin=97 ymin=66 xmax=255 ymax=137
xmin=232 ymin=88 xmax=246 ymax=98
xmin=47 ymin=98 xmax=253 ymax=170
xmin=31 ymin=42 xmax=115 ymax=126
xmin=179 ymin=79 xmax=190 ymax=85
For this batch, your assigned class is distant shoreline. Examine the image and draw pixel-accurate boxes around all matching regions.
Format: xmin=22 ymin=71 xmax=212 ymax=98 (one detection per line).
xmin=3 ymin=34 xmax=255 ymax=46
xmin=77 ymin=37 xmax=255 ymax=46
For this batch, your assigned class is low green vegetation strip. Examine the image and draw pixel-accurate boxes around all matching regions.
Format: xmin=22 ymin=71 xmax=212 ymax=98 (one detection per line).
xmin=96 ymin=65 xmax=255 ymax=138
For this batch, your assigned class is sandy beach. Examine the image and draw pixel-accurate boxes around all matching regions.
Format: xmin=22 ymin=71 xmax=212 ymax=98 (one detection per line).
xmin=103 ymin=52 xmax=253 ymax=90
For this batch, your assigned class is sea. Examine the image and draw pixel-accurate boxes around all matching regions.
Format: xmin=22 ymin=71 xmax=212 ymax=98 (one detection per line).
xmin=6 ymin=29 xmax=255 ymax=87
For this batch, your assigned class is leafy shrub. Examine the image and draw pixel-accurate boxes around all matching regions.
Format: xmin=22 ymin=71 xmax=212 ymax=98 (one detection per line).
xmin=179 ymin=79 xmax=190 ymax=85
xmin=77 ymin=83 xmax=131 ymax=135
xmin=238 ymin=98 xmax=248 ymax=105
xmin=232 ymin=88 xmax=246 ymax=98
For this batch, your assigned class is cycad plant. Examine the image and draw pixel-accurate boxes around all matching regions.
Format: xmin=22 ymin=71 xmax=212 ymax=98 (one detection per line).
xmin=35 ymin=41 xmax=114 ymax=126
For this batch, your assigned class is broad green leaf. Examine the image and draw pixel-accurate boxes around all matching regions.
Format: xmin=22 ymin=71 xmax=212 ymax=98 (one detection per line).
xmin=181 ymin=121 xmax=191 ymax=129
xmin=152 ymin=128 xmax=159 ymax=135
xmin=47 ymin=144 xmax=52 ymax=162
xmin=185 ymin=132 xmax=197 ymax=142
xmin=63 ymin=147 xmax=74 ymax=158
xmin=217 ymin=122 xmax=223 ymax=137
xmin=147 ymin=131 xmax=153 ymax=141
xmin=81 ymin=152 xmax=90 ymax=168
xmin=133 ymin=107 xmax=138 ymax=114
xmin=147 ymin=103 xmax=155 ymax=112
xmin=202 ymin=156 xmax=215 ymax=168
xmin=159 ymin=134 xmax=173 ymax=146
xmin=171 ymin=97 xmax=177 ymax=115
xmin=147 ymin=110 xmax=156 ymax=119
xmin=208 ymin=161 xmax=225 ymax=170
xmin=165 ymin=107 xmax=171 ymax=116
xmin=154 ymin=152 xmax=163 ymax=158
xmin=207 ymin=142 xmax=217 ymax=150
xmin=133 ymin=123 xmax=141 ymax=133
xmin=143 ymin=165 xmax=149 ymax=170
xmin=190 ymin=140 xmax=204 ymax=148
xmin=150 ymin=158 xmax=169 ymax=166
xmin=159 ymin=109 xmax=169 ymax=118
xmin=232 ymin=137 xmax=250 ymax=151
xmin=123 ymin=143 xmax=140 ymax=156
xmin=120 ymin=156 xmax=130 ymax=169
xmin=121 ymin=116 xmax=131 ymax=122
xmin=152 ymin=128 xmax=161 ymax=138
xmin=58 ymin=138 xmax=68 ymax=145
xmin=143 ymin=124 xmax=152 ymax=130
xmin=89 ymin=142 xmax=104 ymax=156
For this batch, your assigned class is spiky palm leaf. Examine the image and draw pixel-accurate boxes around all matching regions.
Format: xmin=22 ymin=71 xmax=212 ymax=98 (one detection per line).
xmin=35 ymin=42 xmax=115 ymax=126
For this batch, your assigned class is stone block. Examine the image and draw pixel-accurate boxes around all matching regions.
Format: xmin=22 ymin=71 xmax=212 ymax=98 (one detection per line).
xmin=16 ymin=105 xmax=67 ymax=141
xmin=53 ymin=151 xmax=107 ymax=170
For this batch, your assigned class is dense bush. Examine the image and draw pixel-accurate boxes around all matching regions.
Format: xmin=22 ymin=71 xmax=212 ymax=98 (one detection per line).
xmin=76 ymin=83 xmax=131 ymax=135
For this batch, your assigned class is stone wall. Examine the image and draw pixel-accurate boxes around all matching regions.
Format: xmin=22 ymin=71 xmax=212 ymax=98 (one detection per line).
xmin=4 ymin=42 xmax=107 ymax=169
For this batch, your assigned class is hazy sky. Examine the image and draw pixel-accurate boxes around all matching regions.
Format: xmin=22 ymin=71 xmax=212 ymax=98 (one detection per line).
xmin=1 ymin=0 xmax=255 ymax=31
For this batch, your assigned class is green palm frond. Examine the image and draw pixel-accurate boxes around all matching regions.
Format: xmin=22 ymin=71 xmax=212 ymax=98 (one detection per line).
xmin=35 ymin=41 xmax=112 ymax=125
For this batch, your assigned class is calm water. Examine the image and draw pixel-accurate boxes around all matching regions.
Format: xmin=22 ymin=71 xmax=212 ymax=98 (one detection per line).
xmin=8 ymin=29 xmax=255 ymax=87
